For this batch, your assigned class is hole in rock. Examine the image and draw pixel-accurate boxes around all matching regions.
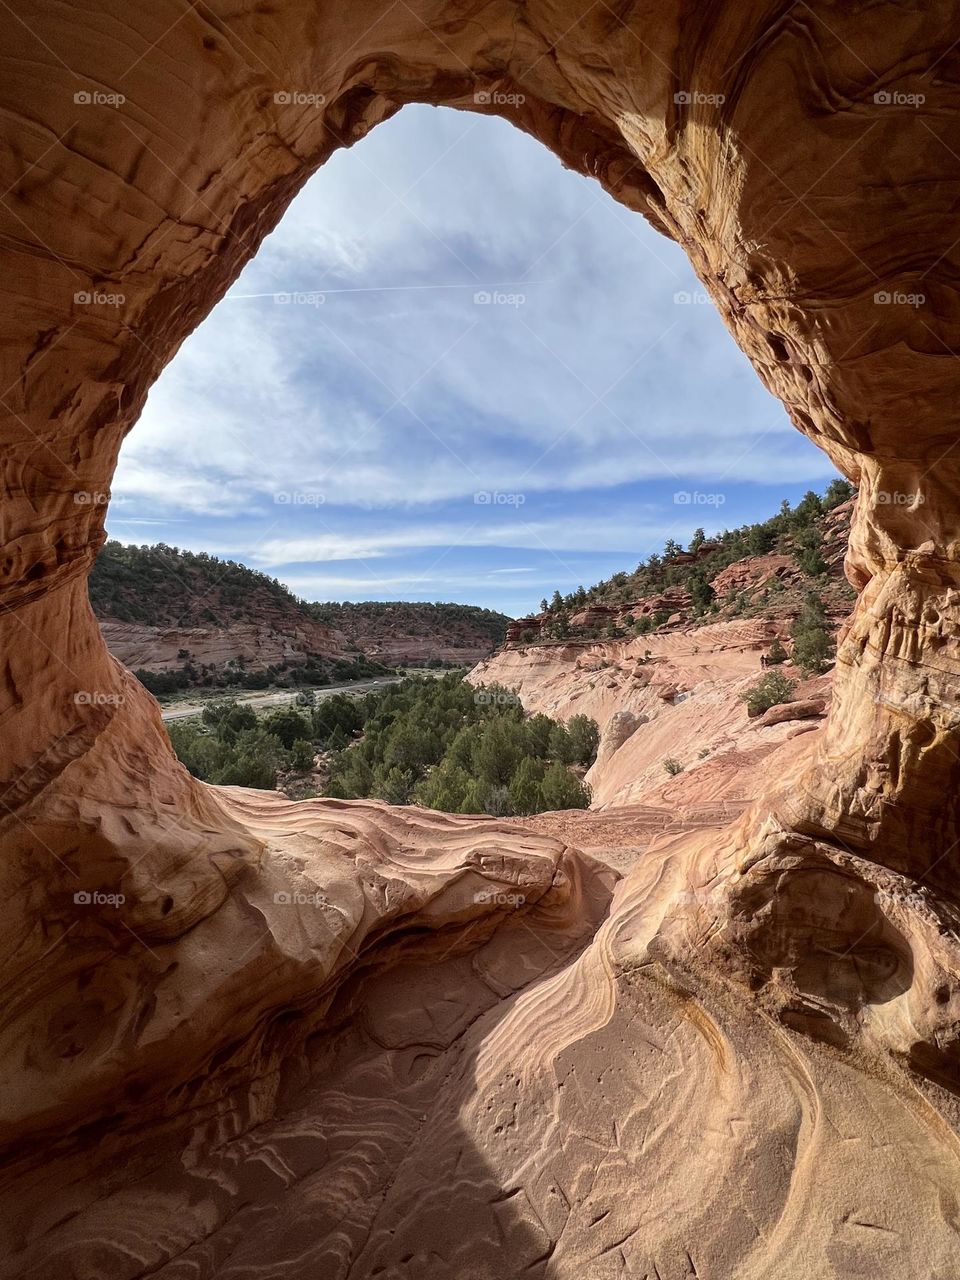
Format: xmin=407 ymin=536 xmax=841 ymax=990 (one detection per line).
xmin=104 ymin=105 xmax=832 ymax=678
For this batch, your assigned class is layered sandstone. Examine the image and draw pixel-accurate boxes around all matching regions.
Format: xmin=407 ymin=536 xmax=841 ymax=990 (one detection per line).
xmin=99 ymin=617 xmax=340 ymax=673
xmin=3 ymin=2 xmax=960 ymax=1276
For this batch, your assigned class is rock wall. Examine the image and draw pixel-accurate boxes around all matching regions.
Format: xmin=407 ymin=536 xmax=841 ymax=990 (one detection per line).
xmin=4 ymin=2 xmax=960 ymax=1275
xmin=470 ymin=619 xmax=826 ymax=809
xmin=98 ymin=617 xmax=341 ymax=673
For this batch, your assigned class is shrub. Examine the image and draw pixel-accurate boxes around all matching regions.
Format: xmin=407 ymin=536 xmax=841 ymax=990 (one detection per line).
xmin=289 ymin=739 xmax=315 ymax=771
xmin=765 ymin=638 xmax=788 ymax=665
xmin=792 ymin=525 xmax=828 ymax=576
xmin=663 ymin=757 xmax=684 ymax=776
xmin=741 ymin=670 xmax=796 ymax=717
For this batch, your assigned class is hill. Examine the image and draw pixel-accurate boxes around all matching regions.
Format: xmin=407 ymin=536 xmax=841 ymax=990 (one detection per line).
xmin=89 ymin=541 xmax=511 ymax=692
xmin=309 ymin=600 xmax=511 ymax=665
xmin=506 ymin=480 xmax=857 ymax=645
xmin=89 ymin=541 xmax=320 ymax=630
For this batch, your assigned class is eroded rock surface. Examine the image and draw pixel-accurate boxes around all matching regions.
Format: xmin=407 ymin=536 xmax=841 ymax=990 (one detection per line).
xmin=3 ymin=1 xmax=960 ymax=1276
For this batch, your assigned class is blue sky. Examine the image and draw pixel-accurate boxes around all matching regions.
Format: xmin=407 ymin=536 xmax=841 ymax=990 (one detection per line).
xmin=109 ymin=104 xmax=836 ymax=616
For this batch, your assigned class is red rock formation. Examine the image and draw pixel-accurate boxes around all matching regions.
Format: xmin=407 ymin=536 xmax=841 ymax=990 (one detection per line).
xmin=711 ymin=553 xmax=793 ymax=598
xmin=4 ymin=3 xmax=960 ymax=1275
xmin=755 ymin=697 xmax=826 ymax=726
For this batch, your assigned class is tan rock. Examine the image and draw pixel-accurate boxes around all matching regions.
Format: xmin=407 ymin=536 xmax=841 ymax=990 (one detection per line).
xmin=756 ymin=698 xmax=826 ymax=727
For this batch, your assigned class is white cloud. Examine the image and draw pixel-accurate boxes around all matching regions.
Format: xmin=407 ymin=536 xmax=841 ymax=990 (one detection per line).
xmin=108 ymin=104 xmax=836 ymax=612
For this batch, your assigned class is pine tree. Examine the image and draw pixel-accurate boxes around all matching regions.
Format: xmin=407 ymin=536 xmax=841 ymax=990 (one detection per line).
xmin=509 ymin=756 xmax=544 ymax=815
xmin=540 ymin=762 xmax=590 ymax=810
xmin=548 ymin=721 xmax=574 ymax=764
xmin=566 ymin=714 xmax=600 ymax=765
xmin=792 ymin=593 xmax=833 ymax=674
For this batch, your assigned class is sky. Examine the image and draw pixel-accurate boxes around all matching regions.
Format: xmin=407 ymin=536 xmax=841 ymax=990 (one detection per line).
xmin=108 ymin=104 xmax=836 ymax=617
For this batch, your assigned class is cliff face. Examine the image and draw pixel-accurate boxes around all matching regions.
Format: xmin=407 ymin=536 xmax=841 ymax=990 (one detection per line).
xmin=471 ymin=619 xmax=829 ymax=809
xmin=97 ymin=617 xmax=340 ymax=673
xmin=4 ymin=3 xmax=960 ymax=1276
xmin=89 ymin=545 xmax=507 ymax=677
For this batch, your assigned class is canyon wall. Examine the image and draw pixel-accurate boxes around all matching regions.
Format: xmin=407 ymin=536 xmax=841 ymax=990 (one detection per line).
xmin=3 ymin=2 xmax=960 ymax=1275
xmin=470 ymin=619 xmax=829 ymax=809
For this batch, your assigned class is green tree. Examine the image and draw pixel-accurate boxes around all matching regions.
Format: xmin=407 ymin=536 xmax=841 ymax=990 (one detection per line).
xmin=792 ymin=593 xmax=834 ymax=674
xmin=202 ymin=700 xmax=257 ymax=740
xmin=792 ymin=490 xmax=823 ymax=525
xmin=525 ymin=713 xmax=554 ymax=759
xmin=548 ymin=721 xmax=574 ymax=764
xmin=289 ymin=738 xmax=315 ymax=771
xmin=688 ymin=573 xmax=715 ymax=614
xmin=384 ymin=722 xmax=439 ymax=774
xmin=540 ymin=762 xmax=590 ymax=810
xmin=509 ymin=756 xmax=544 ymax=815
xmin=793 ymin=525 xmax=827 ymax=576
xmin=415 ymin=760 xmax=471 ymax=812
xmin=474 ymin=717 xmax=523 ymax=786
xmin=374 ymin=765 xmax=415 ymax=804
xmin=824 ymin=477 xmax=855 ymax=509
xmin=166 ymin=721 xmax=220 ymax=780
xmin=460 ymin=778 xmax=489 ymax=814
xmin=262 ymin=706 xmax=312 ymax=748
xmin=566 ymin=714 xmax=600 ymax=766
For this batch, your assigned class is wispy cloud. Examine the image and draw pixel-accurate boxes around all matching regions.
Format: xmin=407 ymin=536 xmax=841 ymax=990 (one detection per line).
xmin=108 ymin=105 xmax=834 ymax=613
